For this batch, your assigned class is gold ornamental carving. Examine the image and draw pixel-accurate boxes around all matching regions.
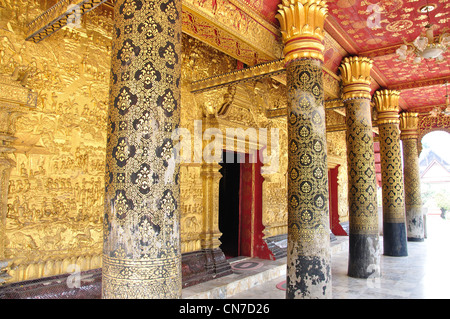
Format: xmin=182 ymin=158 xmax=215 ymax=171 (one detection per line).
xmin=276 ymin=0 xmax=328 ymax=63
xmin=190 ymin=60 xmax=286 ymax=94
xmin=339 ymin=56 xmax=373 ymax=101
xmin=182 ymin=0 xmax=282 ymax=65
xmin=399 ymin=112 xmax=419 ymax=140
xmin=1 ymin=0 xmax=111 ymax=283
xmin=373 ymin=89 xmax=401 ymax=125
xmin=26 ymin=0 xmax=108 ymax=43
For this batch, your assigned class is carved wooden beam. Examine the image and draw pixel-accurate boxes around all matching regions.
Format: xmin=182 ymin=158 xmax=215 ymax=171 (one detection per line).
xmin=182 ymin=0 xmax=282 ymax=66
xmin=25 ymin=0 xmax=348 ymax=71
xmin=26 ymin=0 xmax=108 ymax=43
xmin=190 ymin=59 xmax=286 ymax=93
xmin=25 ymin=0 xmax=282 ymax=65
xmin=190 ymin=59 xmax=341 ymax=98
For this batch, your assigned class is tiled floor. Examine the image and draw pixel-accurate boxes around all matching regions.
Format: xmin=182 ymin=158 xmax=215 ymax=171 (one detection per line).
xmin=227 ymin=215 xmax=450 ymax=299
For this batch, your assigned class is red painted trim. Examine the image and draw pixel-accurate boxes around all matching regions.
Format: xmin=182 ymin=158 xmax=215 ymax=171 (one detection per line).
xmin=328 ymin=166 xmax=348 ymax=236
xmin=238 ymin=153 xmax=273 ymax=259
xmin=285 ymin=36 xmax=322 ymax=45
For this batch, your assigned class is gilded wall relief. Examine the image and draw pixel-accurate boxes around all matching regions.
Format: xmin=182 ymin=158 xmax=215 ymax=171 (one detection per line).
xmin=1 ymin=0 xmax=112 ymax=281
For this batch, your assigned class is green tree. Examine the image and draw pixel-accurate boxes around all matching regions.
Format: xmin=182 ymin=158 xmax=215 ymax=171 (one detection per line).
xmin=435 ymin=191 xmax=450 ymax=219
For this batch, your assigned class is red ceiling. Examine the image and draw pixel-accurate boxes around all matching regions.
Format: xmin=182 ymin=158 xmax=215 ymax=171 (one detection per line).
xmin=327 ymin=0 xmax=449 ymax=52
xmin=372 ymin=52 xmax=450 ymax=87
xmin=400 ymin=83 xmax=448 ymax=111
xmin=242 ymin=0 xmax=450 ymax=113
xmin=324 ymin=0 xmax=450 ymax=112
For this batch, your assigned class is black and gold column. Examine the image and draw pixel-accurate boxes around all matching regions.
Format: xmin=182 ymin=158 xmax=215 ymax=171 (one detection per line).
xmin=400 ymin=112 xmax=424 ymax=242
xmin=339 ymin=57 xmax=380 ymax=278
xmin=102 ymin=0 xmax=182 ymax=298
xmin=276 ymin=0 xmax=331 ymax=299
xmin=374 ymin=90 xmax=408 ymax=256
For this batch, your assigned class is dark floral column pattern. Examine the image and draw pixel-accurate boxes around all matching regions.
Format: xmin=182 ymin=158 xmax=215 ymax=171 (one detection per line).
xmin=285 ymin=59 xmax=331 ymax=298
xmin=276 ymin=0 xmax=331 ymax=299
xmin=339 ymin=56 xmax=380 ymax=279
xmin=400 ymin=112 xmax=424 ymax=242
xmin=102 ymin=0 xmax=182 ymax=298
xmin=374 ymin=90 xmax=408 ymax=257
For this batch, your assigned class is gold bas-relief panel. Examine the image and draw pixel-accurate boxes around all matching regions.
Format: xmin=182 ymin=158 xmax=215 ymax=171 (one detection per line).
xmin=1 ymin=0 xmax=112 ymax=282
xmin=0 ymin=0 xmax=289 ymax=282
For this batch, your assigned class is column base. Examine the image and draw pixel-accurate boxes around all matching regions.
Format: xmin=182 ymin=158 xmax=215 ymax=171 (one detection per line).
xmin=407 ymin=237 xmax=424 ymax=242
xmin=286 ymin=254 xmax=332 ymax=299
xmin=348 ymin=233 xmax=380 ymax=279
xmin=181 ymin=248 xmax=232 ymax=288
xmin=383 ymin=222 xmax=408 ymax=256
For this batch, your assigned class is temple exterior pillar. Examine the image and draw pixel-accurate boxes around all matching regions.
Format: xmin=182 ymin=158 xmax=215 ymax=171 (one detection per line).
xmin=276 ymin=0 xmax=331 ymax=299
xmin=339 ymin=57 xmax=380 ymax=278
xmin=400 ymin=112 xmax=424 ymax=242
xmin=102 ymin=0 xmax=182 ymax=298
xmin=374 ymin=90 xmax=408 ymax=256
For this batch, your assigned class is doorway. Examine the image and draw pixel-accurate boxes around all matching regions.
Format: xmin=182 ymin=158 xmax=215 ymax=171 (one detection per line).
xmin=218 ymin=151 xmax=241 ymax=258
xmin=218 ymin=151 xmax=272 ymax=259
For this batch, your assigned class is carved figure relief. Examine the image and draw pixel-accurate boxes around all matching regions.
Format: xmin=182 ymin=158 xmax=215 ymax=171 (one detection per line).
xmin=1 ymin=0 xmax=111 ymax=282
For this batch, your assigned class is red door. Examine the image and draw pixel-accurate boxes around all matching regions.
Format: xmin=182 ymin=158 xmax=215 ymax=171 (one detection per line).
xmin=328 ymin=166 xmax=347 ymax=236
xmin=239 ymin=154 xmax=273 ymax=259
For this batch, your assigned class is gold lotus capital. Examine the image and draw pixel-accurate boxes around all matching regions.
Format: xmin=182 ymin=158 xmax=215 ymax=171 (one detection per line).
xmin=276 ymin=0 xmax=328 ymax=63
xmin=400 ymin=112 xmax=419 ymax=139
xmin=374 ymin=89 xmax=401 ymax=124
xmin=339 ymin=56 xmax=373 ymax=100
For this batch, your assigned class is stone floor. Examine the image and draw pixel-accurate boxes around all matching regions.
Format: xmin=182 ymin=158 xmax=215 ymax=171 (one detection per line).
xmin=184 ymin=215 xmax=450 ymax=299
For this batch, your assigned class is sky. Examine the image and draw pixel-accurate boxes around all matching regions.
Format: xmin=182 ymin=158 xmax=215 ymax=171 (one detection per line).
xmin=420 ymin=131 xmax=450 ymax=163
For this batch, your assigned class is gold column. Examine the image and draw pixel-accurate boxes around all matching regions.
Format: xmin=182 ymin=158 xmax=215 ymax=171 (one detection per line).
xmin=339 ymin=57 xmax=380 ymax=278
xmin=103 ymin=0 xmax=182 ymax=298
xmin=200 ymin=117 xmax=223 ymax=250
xmin=374 ymin=90 xmax=408 ymax=256
xmin=276 ymin=0 xmax=331 ymax=299
xmin=400 ymin=112 xmax=424 ymax=242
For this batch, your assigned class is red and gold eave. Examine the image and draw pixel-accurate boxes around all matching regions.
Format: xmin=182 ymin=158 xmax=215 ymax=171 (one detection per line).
xmin=30 ymin=0 xmax=450 ymax=114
